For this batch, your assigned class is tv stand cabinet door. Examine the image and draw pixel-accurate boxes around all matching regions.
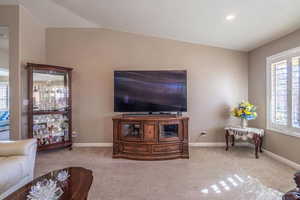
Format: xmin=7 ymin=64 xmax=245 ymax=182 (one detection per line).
xmin=143 ymin=121 xmax=157 ymax=143
xmin=158 ymin=120 xmax=183 ymax=142
xmin=119 ymin=121 xmax=143 ymax=142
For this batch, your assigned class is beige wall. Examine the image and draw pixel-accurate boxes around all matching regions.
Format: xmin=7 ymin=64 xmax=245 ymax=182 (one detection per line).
xmin=249 ymin=29 xmax=300 ymax=164
xmin=0 ymin=5 xmax=21 ymax=140
xmin=0 ymin=48 xmax=9 ymax=68
xmin=20 ymin=6 xmax=45 ymax=64
xmin=19 ymin=6 xmax=46 ymax=139
xmin=46 ymin=28 xmax=248 ymax=143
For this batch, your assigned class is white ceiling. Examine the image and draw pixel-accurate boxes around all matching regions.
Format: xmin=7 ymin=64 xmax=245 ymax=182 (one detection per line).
xmin=2 ymin=0 xmax=300 ymax=51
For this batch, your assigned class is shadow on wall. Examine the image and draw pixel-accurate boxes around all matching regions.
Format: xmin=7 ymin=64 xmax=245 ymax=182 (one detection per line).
xmin=103 ymin=114 xmax=114 ymax=142
xmin=221 ymin=103 xmax=232 ymax=120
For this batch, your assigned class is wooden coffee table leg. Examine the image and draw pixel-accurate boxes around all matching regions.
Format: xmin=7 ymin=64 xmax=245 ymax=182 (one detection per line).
xmin=259 ymin=136 xmax=263 ymax=153
xmin=225 ymin=130 xmax=229 ymax=151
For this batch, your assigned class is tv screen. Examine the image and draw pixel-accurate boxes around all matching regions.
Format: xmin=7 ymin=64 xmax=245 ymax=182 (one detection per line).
xmin=114 ymin=70 xmax=187 ymax=112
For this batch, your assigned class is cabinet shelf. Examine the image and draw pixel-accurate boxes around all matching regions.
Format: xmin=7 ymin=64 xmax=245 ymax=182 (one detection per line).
xmin=32 ymin=111 xmax=68 ymax=115
xmin=27 ymin=63 xmax=73 ymax=151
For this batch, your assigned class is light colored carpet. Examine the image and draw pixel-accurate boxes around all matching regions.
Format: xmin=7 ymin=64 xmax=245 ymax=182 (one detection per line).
xmin=35 ymin=147 xmax=296 ymax=200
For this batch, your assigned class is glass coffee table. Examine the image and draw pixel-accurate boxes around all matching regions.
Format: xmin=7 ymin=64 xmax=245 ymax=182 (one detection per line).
xmin=5 ymin=167 xmax=93 ymax=200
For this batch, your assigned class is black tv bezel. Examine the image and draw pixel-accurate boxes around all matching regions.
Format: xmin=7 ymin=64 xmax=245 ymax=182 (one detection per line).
xmin=114 ymin=70 xmax=187 ymax=113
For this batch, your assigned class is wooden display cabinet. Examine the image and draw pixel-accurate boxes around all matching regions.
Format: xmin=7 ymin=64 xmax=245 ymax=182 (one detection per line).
xmin=113 ymin=115 xmax=189 ymax=160
xmin=27 ymin=63 xmax=73 ymax=151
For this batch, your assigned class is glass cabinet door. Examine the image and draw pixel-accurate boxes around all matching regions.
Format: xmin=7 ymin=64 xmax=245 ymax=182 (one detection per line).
xmin=120 ymin=122 xmax=142 ymax=141
xmin=159 ymin=121 xmax=182 ymax=141
xmin=32 ymin=70 xmax=69 ymax=112
xmin=28 ymin=63 xmax=73 ymax=151
xmin=33 ymin=114 xmax=69 ymax=146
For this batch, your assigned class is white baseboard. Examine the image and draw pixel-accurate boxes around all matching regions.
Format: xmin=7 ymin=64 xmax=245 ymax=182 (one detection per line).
xmin=73 ymin=143 xmax=113 ymax=147
xmin=189 ymin=142 xmax=225 ymax=147
xmin=189 ymin=142 xmax=250 ymax=147
xmin=263 ymin=149 xmax=300 ymax=170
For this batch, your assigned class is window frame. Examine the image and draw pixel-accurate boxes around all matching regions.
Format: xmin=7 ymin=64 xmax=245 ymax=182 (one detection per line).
xmin=266 ymin=46 xmax=300 ymax=138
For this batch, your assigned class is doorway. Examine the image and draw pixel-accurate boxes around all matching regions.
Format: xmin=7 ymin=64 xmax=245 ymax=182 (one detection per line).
xmin=0 ymin=26 xmax=9 ymax=140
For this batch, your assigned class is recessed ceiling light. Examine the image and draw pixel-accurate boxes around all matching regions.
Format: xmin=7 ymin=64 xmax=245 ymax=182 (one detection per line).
xmin=226 ymin=14 xmax=236 ymax=21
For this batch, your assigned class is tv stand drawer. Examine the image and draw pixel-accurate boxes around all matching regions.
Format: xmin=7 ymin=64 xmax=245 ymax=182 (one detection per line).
xmin=152 ymin=144 xmax=182 ymax=154
xmin=120 ymin=143 xmax=151 ymax=155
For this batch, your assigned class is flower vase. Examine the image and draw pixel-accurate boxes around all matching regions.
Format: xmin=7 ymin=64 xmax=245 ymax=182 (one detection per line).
xmin=241 ymin=118 xmax=247 ymax=128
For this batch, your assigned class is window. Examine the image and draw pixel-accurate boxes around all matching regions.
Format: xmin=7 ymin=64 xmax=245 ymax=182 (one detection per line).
xmin=267 ymin=47 xmax=300 ymax=137
xmin=0 ymin=83 xmax=9 ymax=110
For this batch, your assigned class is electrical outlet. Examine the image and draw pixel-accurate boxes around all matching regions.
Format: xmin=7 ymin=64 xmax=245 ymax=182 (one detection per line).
xmin=200 ymin=131 xmax=208 ymax=136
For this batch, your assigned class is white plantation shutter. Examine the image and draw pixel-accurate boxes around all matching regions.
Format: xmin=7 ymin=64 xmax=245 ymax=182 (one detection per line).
xmin=292 ymin=57 xmax=300 ymax=128
xmin=271 ymin=60 xmax=288 ymax=125
xmin=267 ymin=48 xmax=300 ymax=137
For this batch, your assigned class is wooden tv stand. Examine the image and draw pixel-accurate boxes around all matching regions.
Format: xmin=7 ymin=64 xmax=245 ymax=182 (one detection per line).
xmin=112 ymin=115 xmax=189 ymax=160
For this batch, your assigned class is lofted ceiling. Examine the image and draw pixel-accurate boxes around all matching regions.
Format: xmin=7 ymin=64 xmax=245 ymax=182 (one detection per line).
xmin=1 ymin=0 xmax=300 ymax=51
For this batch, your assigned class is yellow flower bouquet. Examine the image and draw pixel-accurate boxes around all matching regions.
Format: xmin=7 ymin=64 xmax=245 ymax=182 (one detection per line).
xmin=232 ymin=101 xmax=257 ymax=120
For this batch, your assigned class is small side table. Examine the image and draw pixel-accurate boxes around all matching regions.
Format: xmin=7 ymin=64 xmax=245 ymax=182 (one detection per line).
xmin=224 ymin=126 xmax=264 ymax=159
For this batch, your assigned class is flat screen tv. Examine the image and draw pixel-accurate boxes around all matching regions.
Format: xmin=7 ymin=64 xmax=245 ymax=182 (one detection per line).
xmin=114 ymin=70 xmax=187 ymax=112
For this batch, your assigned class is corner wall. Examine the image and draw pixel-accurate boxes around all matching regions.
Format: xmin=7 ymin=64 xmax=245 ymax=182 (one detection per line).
xmin=249 ymin=29 xmax=300 ymax=164
xmin=19 ymin=6 xmax=46 ymax=139
xmin=0 ymin=48 xmax=9 ymax=67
